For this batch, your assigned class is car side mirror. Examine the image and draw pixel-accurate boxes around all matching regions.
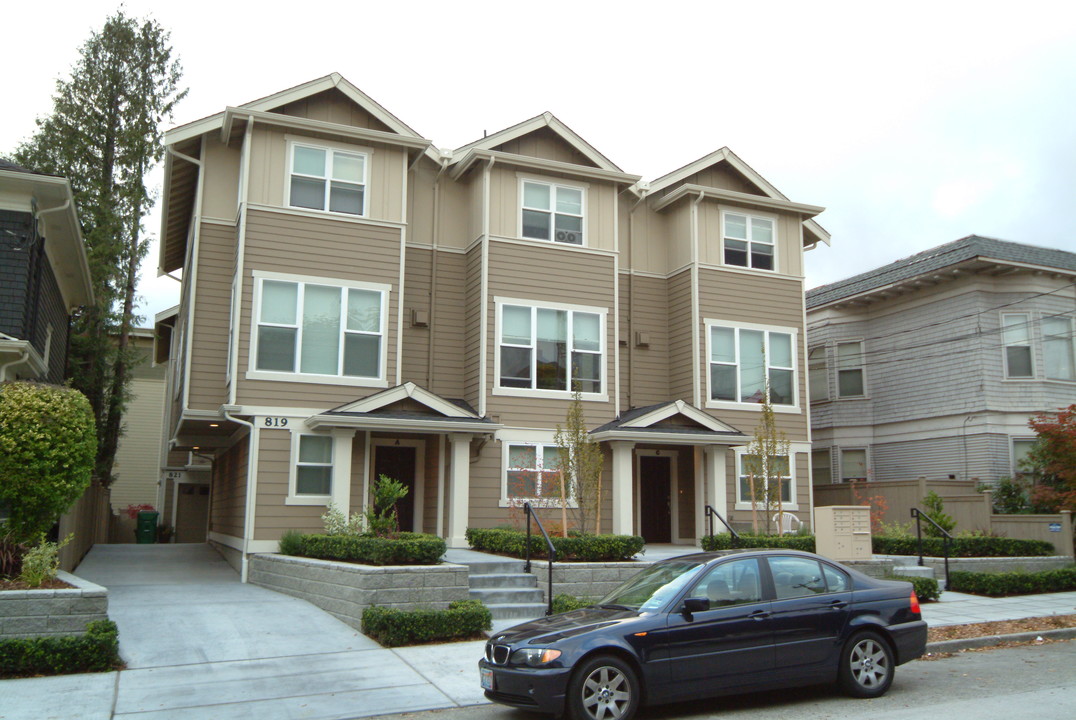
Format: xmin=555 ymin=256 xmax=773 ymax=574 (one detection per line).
xmin=683 ymin=597 xmax=710 ymax=614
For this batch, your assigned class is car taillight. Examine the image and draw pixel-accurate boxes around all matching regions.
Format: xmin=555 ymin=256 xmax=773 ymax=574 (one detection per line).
xmin=910 ymin=590 xmax=921 ymax=615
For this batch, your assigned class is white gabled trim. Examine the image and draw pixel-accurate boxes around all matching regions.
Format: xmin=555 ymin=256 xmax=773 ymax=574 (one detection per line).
xmin=620 ymin=400 xmax=740 ymax=434
xmin=452 ymin=111 xmax=623 ymax=173
xmin=449 ymin=149 xmax=639 ymax=185
xmin=330 ymin=381 xmax=477 ymax=418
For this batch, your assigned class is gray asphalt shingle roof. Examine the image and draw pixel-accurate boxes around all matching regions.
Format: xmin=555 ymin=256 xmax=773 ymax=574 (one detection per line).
xmin=807 ymin=235 xmax=1076 ymax=308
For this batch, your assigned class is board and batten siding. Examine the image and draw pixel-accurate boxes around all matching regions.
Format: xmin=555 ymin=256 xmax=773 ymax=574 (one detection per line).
xmin=188 ymin=221 xmax=235 ymax=410
xmin=235 ymin=208 xmax=401 ymax=408
xmin=200 ymin=137 xmax=240 ymax=221
xmin=209 ymin=436 xmax=248 ymax=539
xmin=619 ymin=273 xmax=670 ymax=409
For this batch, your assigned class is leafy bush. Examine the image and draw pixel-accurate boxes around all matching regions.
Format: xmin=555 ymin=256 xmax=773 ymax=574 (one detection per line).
xmin=948 ymin=566 xmax=1076 ymax=596
xmin=465 ymin=528 xmax=644 ymax=561
xmin=552 ymin=593 xmax=593 ymax=613
xmin=990 ymin=477 xmax=1031 ymax=514
xmin=921 ymin=491 xmax=955 ymax=537
xmin=0 ymin=382 xmax=95 ymax=543
xmin=872 ymin=535 xmax=1055 ymax=557
xmin=321 ymin=503 xmax=365 ymax=536
xmin=277 ymin=529 xmax=304 ymax=556
xmin=700 ymin=533 xmax=816 ymax=552
xmin=18 ymin=534 xmax=72 ymax=587
xmin=0 ymin=620 xmax=120 ymax=677
xmin=361 ymin=599 xmax=491 ymax=647
xmin=297 ymin=532 xmax=446 ymax=565
xmin=889 ymin=574 xmax=940 ymax=602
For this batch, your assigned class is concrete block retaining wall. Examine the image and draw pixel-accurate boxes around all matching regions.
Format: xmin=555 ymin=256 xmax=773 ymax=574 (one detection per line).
xmin=531 ymin=561 xmax=653 ymax=601
xmin=922 ymin=556 xmax=1073 ymax=574
xmin=248 ymin=554 xmax=470 ymax=631
xmin=0 ymin=571 xmax=109 ymax=639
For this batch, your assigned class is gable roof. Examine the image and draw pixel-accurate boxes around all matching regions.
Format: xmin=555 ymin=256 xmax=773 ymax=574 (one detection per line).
xmin=452 ymin=111 xmax=623 ymax=173
xmin=590 ymin=400 xmax=747 ymax=444
xmin=807 ymin=235 xmax=1076 ymax=309
xmin=305 ymin=382 xmax=500 ymax=433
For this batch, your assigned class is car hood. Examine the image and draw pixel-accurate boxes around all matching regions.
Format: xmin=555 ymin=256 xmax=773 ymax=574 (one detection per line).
xmin=489 ymin=607 xmax=643 ymax=645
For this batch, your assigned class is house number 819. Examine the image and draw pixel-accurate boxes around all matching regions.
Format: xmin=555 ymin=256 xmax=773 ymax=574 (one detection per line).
xmin=263 ymin=417 xmax=289 ymax=427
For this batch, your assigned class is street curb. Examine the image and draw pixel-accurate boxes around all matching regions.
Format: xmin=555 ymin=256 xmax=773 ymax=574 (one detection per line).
xmin=926 ymin=627 xmax=1076 ymax=654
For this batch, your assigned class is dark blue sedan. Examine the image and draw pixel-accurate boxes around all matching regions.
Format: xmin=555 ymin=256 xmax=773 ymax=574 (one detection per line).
xmin=480 ymin=549 xmax=927 ymax=720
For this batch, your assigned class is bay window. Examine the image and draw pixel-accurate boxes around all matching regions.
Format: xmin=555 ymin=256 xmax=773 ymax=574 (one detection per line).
xmin=288 ymin=142 xmax=367 ymax=216
xmin=1043 ymin=315 xmax=1075 ymax=381
xmin=497 ymin=300 xmax=604 ymax=396
xmin=1002 ymin=313 xmax=1032 ymax=378
xmin=836 ymin=341 xmax=865 ymax=397
xmin=521 ymin=180 xmax=585 ymax=245
xmin=708 ymin=323 xmax=796 ymax=406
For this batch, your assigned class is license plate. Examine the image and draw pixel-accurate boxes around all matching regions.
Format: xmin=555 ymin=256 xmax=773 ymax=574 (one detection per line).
xmin=480 ymin=666 xmax=495 ymax=691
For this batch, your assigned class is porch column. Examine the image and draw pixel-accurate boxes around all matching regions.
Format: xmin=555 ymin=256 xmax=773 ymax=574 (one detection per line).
xmin=330 ymin=429 xmax=356 ymax=513
xmin=703 ymin=445 xmax=728 ymax=536
xmin=610 ymin=441 xmax=634 ymax=535
xmin=447 ymin=433 xmax=473 ymax=548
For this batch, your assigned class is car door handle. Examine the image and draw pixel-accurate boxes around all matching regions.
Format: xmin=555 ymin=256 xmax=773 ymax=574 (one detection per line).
xmin=748 ymin=610 xmax=770 ymax=620
xmin=828 ymin=600 xmax=848 ymax=610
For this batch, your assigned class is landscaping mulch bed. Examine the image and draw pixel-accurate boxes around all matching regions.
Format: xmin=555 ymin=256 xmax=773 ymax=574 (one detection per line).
xmin=927 ymin=614 xmax=1076 ymax=642
xmin=0 ymin=577 xmax=74 ymax=591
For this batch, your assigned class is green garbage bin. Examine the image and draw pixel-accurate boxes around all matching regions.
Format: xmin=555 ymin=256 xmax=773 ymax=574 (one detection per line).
xmin=136 ymin=511 xmax=159 ymax=544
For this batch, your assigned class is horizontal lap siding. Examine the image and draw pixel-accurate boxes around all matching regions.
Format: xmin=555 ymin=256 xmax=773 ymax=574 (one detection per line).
xmin=431 ymin=251 xmax=467 ymax=398
xmin=464 ymin=245 xmax=483 ymax=409
xmin=623 ymin=273 xmax=670 ymax=408
xmin=402 ymin=247 xmax=432 ymax=386
xmin=236 ymin=209 xmax=401 ymax=408
xmin=871 ymin=433 xmax=1009 ymax=483
xmin=210 ymin=436 xmax=248 ymax=538
xmin=188 ymin=222 xmax=235 ymax=409
xmin=253 ymin=429 xmax=321 ymax=541
xmin=467 ymin=447 xmax=503 ymax=529
xmin=667 ymin=270 xmax=694 ymax=402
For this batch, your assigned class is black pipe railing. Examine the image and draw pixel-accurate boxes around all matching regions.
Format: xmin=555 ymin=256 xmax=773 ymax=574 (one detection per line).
xmin=705 ymin=505 xmax=741 ymax=542
xmin=524 ymin=502 xmax=556 ymax=616
xmin=910 ymin=507 xmax=952 ymax=591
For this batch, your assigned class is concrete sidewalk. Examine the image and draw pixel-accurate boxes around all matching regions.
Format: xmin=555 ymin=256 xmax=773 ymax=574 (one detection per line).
xmin=1 ymin=545 xmax=1072 ymax=720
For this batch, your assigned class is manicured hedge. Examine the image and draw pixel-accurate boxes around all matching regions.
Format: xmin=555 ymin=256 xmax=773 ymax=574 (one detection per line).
xmin=948 ymin=567 xmax=1076 ymax=597
xmin=0 ymin=620 xmax=120 ymax=677
xmin=361 ymin=599 xmax=492 ymax=647
xmin=295 ymin=532 xmax=446 ymax=565
xmin=700 ymin=533 xmax=816 ymax=552
xmin=465 ymin=528 xmax=644 ymax=561
xmin=871 ymin=536 xmax=1055 ymax=558
xmin=889 ymin=574 xmax=941 ymax=603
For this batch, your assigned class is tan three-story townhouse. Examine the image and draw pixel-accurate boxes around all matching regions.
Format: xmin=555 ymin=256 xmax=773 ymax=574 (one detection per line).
xmin=156 ymin=74 xmax=829 ymax=578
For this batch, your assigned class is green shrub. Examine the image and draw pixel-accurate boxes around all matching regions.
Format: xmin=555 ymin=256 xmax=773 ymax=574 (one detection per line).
xmin=18 ymin=534 xmax=72 ymax=587
xmin=465 ymin=528 xmax=644 ymax=561
xmin=0 ymin=620 xmax=120 ymax=677
xmin=361 ymin=599 xmax=492 ymax=647
xmin=700 ymin=533 xmax=817 ymax=552
xmin=872 ymin=535 xmax=1054 ymax=557
xmin=320 ymin=503 xmax=365 ymax=536
xmin=277 ymin=530 xmax=303 ymax=556
xmin=989 ymin=477 xmax=1031 ymax=514
xmin=297 ymin=532 xmax=445 ymax=565
xmin=552 ymin=593 xmax=593 ymax=613
xmin=921 ymin=491 xmax=956 ymax=538
xmin=0 ymin=382 xmax=96 ymax=544
xmin=948 ymin=566 xmax=1076 ymax=596
xmin=889 ymin=574 xmax=941 ymax=602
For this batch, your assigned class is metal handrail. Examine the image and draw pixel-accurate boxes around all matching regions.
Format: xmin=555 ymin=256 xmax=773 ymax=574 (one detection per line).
xmin=705 ymin=505 xmax=741 ymax=542
xmin=524 ymin=502 xmax=556 ymax=616
xmin=910 ymin=508 xmax=953 ymax=590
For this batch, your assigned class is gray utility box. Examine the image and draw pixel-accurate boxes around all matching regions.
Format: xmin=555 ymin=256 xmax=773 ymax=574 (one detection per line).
xmin=814 ymin=505 xmax=871 ymax=562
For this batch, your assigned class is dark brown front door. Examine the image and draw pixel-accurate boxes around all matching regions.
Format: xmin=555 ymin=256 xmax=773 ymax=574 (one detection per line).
xmin=639 ymin=455 xmax=671 ymax=543
xmin=374 ymin=445 xmax=417 ymax=532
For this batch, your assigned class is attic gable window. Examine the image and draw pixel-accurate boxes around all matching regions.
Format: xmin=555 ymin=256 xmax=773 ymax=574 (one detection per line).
xmin=521 ymin=180 xmax=585 ymax=245
xmin=723 ymin=212 xmax=775 ymax=270
xmin=289 ymin=143 xmax=367 ymax=216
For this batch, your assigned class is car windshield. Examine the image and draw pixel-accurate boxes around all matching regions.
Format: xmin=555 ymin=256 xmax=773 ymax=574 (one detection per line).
xmin=596 ymin=559 xmax=706 ymax=611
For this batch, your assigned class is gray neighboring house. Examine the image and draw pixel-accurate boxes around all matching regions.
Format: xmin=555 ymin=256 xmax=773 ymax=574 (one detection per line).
xmin=806 ymin=235 xmax=1076 ymax=486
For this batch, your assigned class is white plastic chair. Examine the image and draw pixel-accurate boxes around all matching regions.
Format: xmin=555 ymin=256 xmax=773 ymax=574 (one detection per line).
xmin=772 ymin=512 xmax=803 ymax=536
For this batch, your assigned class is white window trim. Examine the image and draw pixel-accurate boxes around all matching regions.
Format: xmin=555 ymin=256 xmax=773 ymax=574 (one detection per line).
xmin=493 ymin=296 xmax=609 ymax=402
xmin=286 ymin=429 xmax=333 ymax=505
xmin=1010 ymin=436 xmax=1038 ymax=476
xmin=1042 ymin=314 xmax=1076 ymax=383
xmin=517 ymin=177 xmax=588 ymax=247
xmin=499 ymin=440 xmax=578 ymax=509
xmin=247 ymin=270 xmax=391 ymax=388
xmin=838 ymin=447 xmax=870 ymax=483
xmin=733 ymin=446 xmax=798 ymax=511
xmin=720 ymin=207 xmax=779 ymax=274
xmin=285 ymin=135 xmax=373 ymax=218
xmin=704 ymin=318 xmax=800 ymax=413
xmin=835 ymin=339 xmax=867 ymax=399
xmin=1001 ymin=312 xmax=1034 ymax=380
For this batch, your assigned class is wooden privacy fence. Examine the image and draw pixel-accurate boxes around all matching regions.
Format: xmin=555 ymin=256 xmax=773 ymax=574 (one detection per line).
xmin=57 ymin=482 xmax=111 ymax=571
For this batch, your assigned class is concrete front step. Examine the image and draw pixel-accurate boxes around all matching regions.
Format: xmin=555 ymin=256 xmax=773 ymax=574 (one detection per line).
xmin=469 ymin=573 xmax=538 ymax=589
xmin=461 ymin=559 xmax=529 ymax=575
xmin=485 ymin=602 xmax=549 ymax=620
xmin=471 ymin=587 xmax=545 ymax=605
xmin=892 ymin=565 xmax=937 ymax=579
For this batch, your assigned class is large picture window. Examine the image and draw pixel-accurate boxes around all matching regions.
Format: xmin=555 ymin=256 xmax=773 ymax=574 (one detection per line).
xmin=498 ymin=301 xmax=604 ymax=395
xmin=1002 ymin=313 xmax=1032 ymax=378
xmin=521 ymin=180 xmax=585 ymax=245
xmin=504 ymin=443 xmax=566 ymax=505
xmin=289 ymin=143 xmax=367 ymax=216
xmin=708 ymin=324 xmax=795 ymax=406
xmin=723 ymin=212 xmax=775 ymax=270
xmin=254 ymin=275 xmax=387 ymax=382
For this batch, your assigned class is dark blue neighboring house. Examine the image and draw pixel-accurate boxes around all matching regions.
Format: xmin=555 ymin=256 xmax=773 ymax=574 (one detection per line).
xmin=0 ymin=158 xmax=93 ymax=383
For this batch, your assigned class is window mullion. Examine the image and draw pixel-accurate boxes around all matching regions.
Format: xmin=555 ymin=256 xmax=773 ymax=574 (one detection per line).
xmin=530 ymin=306 xmax=538 ymax=389
xmin=295 ymin=283 xmax=306 ymax=369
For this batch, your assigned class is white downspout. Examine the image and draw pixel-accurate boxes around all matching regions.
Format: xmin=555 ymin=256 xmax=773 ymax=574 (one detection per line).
xmin=222 ymin=406 xmax=257 ymax=582
xmin=0 ymin=348 xmax=30 ymax=381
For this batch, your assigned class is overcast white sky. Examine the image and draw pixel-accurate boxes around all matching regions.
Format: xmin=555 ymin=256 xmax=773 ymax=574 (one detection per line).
xmin=3 ymin=1 xmax=1075 ymax=322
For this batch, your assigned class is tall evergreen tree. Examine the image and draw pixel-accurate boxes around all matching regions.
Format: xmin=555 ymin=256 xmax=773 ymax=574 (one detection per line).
xmin=12 ymin=9 xmax=186 ymax=486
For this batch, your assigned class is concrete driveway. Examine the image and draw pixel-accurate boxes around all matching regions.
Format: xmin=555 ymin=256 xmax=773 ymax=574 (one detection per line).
xmin=1 ymin=544 xmax=487 ymax=720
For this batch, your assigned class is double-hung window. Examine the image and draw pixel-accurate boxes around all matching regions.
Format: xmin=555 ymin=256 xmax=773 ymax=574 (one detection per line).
xmin=708 ymin=324 xmax=795 ymax=406
xmin=737 ymin=453 xmax=791 ymax=505
xmin=1002 ymin=313 xmax=1033 ymax=378
xmin=504 ymin=443 xmax=565 ymax=505
xmin=498 ymin=300 xmax=604 ymax=395
xmin=254 ymin=274 xmax=388 ymax=383
xmin=836 ymin=341 xmax=865 ymax=397
xmin=289 ymin=143 xmax=367 ymax=216
xmin=295 ymin=434 xmax=333 ymax=496
xmin=1043 ymin=315 xmax=1075 ymax=381
xmin=521 ymin=180 xmax=584 ymax=245
xmin=723 ymin=212 xmax=775 ymax=270
xmin=840 ymin=448 xmax=868 ymax=482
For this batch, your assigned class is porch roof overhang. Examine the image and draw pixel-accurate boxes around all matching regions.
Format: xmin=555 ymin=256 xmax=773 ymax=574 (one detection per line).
xmin=589 ymin=399 xmax=749 ymax=445
xmin=589 ymin=428 xmax=748 ymax=445
xmin=304 ymin=381 xmax=501 ymax=434
xmin=306 ymin=413 xmax=500 ymax=434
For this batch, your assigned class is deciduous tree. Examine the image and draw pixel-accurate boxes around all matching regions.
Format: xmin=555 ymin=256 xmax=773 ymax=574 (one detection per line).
xmin=555 ymin=391 xmax=605 ymax=535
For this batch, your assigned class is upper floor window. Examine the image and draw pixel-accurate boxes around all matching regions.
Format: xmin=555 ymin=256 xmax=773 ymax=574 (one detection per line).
xmin=1002 ymin=313 xmax=1032 ymax=378
xmin=808 ymin=346 xmax=828 ymax=402
xmin=289 ymin=143 xmax=367 ymax=216
xmin=521 ymin=180 xmax=584 ymax=245
xmin=836 ymin=341 xmax=865 ymax=397
xmin=1043 ymin=315 xmax=1075 ymax=381
xmin=253 ymin=273 xmax=388 ymax=383
xmin=723 ymin=212 xmax=774 ymax=270
xmin=497 ymin=300 xmax=604 ymax=397
xmin=812 ymin=448 xmax=832 ymax=484
xmin=708 ymin=324 xmax=795 ymax=407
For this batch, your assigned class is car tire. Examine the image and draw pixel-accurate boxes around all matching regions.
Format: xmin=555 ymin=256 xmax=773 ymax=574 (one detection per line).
xmin=567 ymin=654 xmax=640 ymax=720
xmin=839 ymin=630 xmax=895 ymax=698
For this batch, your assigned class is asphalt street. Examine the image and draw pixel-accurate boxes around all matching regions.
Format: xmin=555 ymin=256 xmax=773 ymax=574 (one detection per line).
xmin=370 ymin=641 xmax=1075 ymax=720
